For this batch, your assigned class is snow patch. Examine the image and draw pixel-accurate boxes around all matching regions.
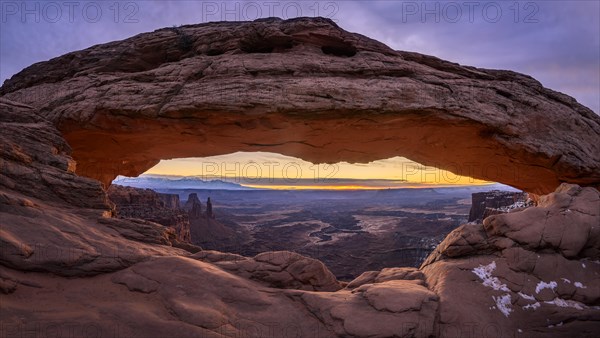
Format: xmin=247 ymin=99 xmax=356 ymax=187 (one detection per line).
xmin=574 ymin=282 xmax=587 ymax=289
xmin=522 ymin=302 xmax=541 ymax=310
xmin=493 ymin=294 xmax=513 ymax=317
xmin=545 ymin=298 xmax=587 ymax=310
xmin=518 ymin=292 xmax=536 ymax=301
xmin=561 ymin=278 xmax=571 ymax=284
xmin=518 ymin=329 xmax=523 ymax=333
xmin=472 ymin=261 xmax=510 ymax=292
xmin=582 ymin=263 xmax=586 ymax=268
xmin=535 ymin=281 xmax=557 ymax=294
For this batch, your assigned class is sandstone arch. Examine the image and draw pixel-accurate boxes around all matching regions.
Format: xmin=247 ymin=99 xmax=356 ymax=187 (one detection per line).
xmin=1 ymin=17 xmax=599 ymax=194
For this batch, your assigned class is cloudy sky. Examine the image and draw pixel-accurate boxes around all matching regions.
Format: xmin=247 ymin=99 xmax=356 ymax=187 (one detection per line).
xmin=1 ymin=0 xmax=598 ymax=112
xmin=1 ymin=0 xmax=598 ymax=189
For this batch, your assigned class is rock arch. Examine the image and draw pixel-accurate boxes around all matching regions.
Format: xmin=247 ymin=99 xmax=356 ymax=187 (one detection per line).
xmin=1 ymin=17 xmax=599 ymax=194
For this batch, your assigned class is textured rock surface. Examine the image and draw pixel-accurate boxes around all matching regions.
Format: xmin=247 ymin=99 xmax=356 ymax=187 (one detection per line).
xmin=421 ymin=184 xmax=600 ymax=337
xmin=468 ymin=190 xmax=530 ymax=222
xmin=108 ymin=184 xmax=192 ymax=242
xmin=0 ymin=99 xmax=194 ymax=276
xmin=2 ymin=18 xmax=599 ymax=194
xmin=194 ymin=250 xmax=342 ymax=291
xmin=1 ymin=99 xmax=599 ymax=336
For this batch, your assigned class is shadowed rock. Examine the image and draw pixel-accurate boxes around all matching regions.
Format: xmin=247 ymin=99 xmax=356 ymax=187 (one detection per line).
xmin=108 ymin=184 xmax=192 ymax=243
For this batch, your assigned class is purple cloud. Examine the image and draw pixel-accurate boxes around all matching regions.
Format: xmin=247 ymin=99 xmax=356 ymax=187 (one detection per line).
xmin=1 ymin=0 xmax=598 ymax=113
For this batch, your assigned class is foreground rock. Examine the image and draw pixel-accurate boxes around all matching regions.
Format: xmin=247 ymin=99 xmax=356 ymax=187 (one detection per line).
xmin=194 ymin=250 xmax=342 ymax=291
xmin=0 ymin=99 xmax=192 ymax=276
xmin=422 ymin=184 xmax=600 ymax=337
xmin=2 ymin=18 xmax=599 ymax=194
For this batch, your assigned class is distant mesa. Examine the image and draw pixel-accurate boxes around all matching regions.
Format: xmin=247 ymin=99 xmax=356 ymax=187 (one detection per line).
xmin=468 ymin=190 xmax=532 ymax=223
xmin=108 ymin=184 xmax=192 ymax=243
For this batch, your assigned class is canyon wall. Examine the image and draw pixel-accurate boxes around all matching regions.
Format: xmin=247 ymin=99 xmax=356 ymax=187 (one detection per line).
xmin=108 ymin=185 xmax=192 ymax=243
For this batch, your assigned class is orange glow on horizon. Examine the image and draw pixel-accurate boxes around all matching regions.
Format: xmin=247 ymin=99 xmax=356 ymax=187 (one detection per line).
xmin=242 ymin=182 xmax=495 ymax=191
xmin=143 ymin=152 xmax=496 ymax=188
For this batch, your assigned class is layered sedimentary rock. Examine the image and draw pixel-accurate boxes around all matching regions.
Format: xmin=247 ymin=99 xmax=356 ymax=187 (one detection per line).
xmin=108 ymin=185 xmax=192 ymax=242
xmin=421 ymin=184 xmax=600 ymax=336
xmin=468 ymin=190 xmax=530 ymax=222
xmin=1 ymin=18 xmax=599 ymax=194
xmin=0 ymin=99 xmax=195 ymax=277
xmin=183 ymin=193 xmax=202 ymax=218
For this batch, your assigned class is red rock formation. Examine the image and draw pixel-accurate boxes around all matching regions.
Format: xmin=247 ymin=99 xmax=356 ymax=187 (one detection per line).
xmin=108 ymin=185 xmax=192 ymax=243
xmin=0 ymin=99 xmax=196 ymax=277
xmin=194 ymin=250 xmax=342 ymax=292
xmin=421 ymin=184 xmax=600 ymax=336
xmin=468 ymin=190 xmax=530 ymax=222
xmin=206 ymin=197 xmax=214 ymax=219
xmin=1 ymin=18 xmax=599 ymax=194
xmin=1 ymin=86 xmax=599 ymax=338
xmin=183 ymin=193 xmax=202 ymax=218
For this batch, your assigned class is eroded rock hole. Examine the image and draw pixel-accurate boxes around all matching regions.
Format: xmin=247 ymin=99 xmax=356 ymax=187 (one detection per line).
xmin=321 ymin=44 xmax=357 ymax=57
xmin=239 ymin=35 xmax=294 ymax=53
xmin=109 ymin=152 xmax=525 ymax=281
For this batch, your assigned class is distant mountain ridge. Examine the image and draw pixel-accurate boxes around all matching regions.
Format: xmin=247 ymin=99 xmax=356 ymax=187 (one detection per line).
xmin=113 ymin=175 xmax=251 ymax=190
xmin=114 ymin=175 xmax=517 ymax=192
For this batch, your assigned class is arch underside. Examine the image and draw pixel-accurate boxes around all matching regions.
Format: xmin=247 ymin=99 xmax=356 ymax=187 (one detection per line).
xmin=1 ymin=17 xmax=598 ymax=194
xmin=66 ymin=110 xmax=566 ymax=194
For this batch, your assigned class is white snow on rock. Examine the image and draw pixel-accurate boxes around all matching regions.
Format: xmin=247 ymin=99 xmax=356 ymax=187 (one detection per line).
xmin=472 ymin=261 xmax=513 ymax=317
xmin=523 ymin=302 xmax=541 ymax=310
xmin=518 ymin=292 xmax=536 ymax=301
xmin=574 ymin=282 xmax=587 ymax=289
xmin=535 ymin=281 xmax=557 ymax=294
xmin=545 ymin=298 xmax=587 ymax=310
xmin=472 ymin=261 xmax=510 ymax=292
xmin=561 ymin=278 xmax=571 ymax=284
xmin=493 ymin=294 xmax=513 ymax=317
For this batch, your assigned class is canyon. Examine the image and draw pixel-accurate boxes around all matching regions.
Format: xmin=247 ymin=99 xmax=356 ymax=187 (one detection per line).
xmin=1 ymin=17 xmax=599 ymax=337
xmin=108 ymin=184 xmax=473 ymax=280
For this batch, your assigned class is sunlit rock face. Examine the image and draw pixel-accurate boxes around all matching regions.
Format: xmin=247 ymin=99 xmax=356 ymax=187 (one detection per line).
xmin=1 ymin=18 xmax=599 ymax=194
